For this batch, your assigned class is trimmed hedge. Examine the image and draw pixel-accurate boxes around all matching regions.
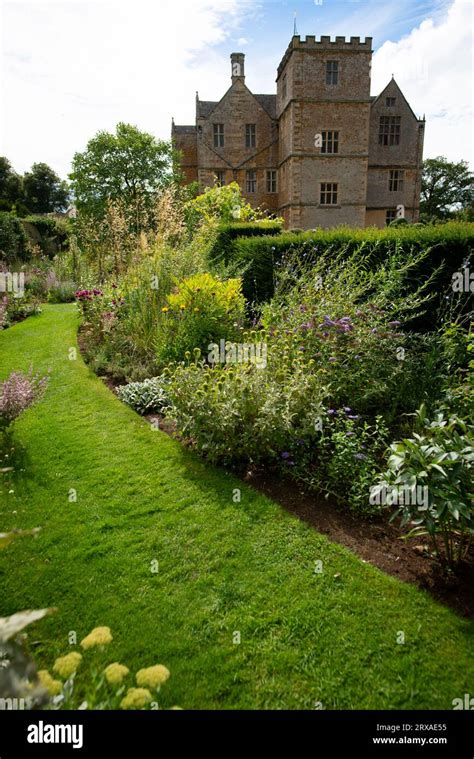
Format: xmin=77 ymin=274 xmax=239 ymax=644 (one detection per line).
xmin=208 ymin=221 xmax=283 ymax=264
xmin=232 ymin=223 xmax=474 ymax=321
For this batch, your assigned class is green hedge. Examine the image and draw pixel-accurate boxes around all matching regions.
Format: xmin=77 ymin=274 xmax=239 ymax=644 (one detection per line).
xmin=232 ymin=223 xmax=474 ymax=322
xmin=208 ymin=221 xmax=283 ymax=264
xmin=0 ymin=212 xmax=28 ymax=262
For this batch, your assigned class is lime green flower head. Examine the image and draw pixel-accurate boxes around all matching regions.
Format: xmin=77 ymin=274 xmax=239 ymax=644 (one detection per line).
xmin=53 ymin=652 xmax=82 ymax=679
xmin=104 ymin=662 xmax=129 ymax=686
xmin=38 ymin=669 xmax=62 ymax=696
xmin=120 ymin=687 xmax=152 ymax=710
xmin=136 ymin=664 xmax=170 ymax=690
xmin=80 ymin=626 xmax=113 ymax=649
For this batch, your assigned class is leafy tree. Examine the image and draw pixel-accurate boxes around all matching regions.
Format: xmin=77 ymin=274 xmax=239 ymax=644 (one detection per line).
xmin=0 ymin=157 xmax=24 ymax=210
xmin=23 ymin=163 xmax=69 ymax=214
xmin=70 ymin=123 xmax=175 ymax=221
xmin=420 ymin=157 xmax=473 ymax=220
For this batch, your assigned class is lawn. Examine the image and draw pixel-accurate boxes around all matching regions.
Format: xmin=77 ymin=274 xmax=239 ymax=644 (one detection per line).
xmin=0 ymin=303 xmax=473 ymax=709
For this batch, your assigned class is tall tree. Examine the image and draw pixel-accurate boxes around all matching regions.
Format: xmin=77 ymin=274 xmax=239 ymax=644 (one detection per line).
xmin=420 ymin=157 xmax=473 ymax=220
xmin=23 ymin=162 xmax=69 ymax=213
xmin=69 ymin=123 xmax=175 ymax=221
xmin=0 ymin=156 xmax=24 ymax=209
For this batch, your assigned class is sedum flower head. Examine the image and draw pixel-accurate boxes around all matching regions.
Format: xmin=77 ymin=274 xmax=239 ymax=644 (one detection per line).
xmin=104 ymin=662 xmax=129 ymax=686
xmin=120 ymin=687 xmax=152 ymax=710
xmin=80 ymin=626 xmax=113 ymax=650
xmin=136 ymin=664 xmax=170 ymax=690
xmin=53 ymin=652 xmax=82 ymax=679
xmin=38 ymin=669 xmax=62 ymax=696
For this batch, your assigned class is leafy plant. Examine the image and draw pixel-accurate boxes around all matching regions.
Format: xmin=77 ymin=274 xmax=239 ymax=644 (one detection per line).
xmin=156 ymin=272 xmax=245 ymax=365
xmin=116 ymin=376 xmax=171 ymax=415
xmin=378 ymin=405 xmax=474 ymax=569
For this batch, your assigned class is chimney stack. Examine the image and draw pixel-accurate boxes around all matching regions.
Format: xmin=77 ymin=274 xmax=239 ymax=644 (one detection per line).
xmin=231 ymin=53 xmax=245 ymax=83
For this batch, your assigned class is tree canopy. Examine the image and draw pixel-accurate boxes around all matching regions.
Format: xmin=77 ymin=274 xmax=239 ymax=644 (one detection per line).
xmin=420 ymin=156 xmax=473 ymax=220
xmin=23 ymin=162 xmax=69 ymax=214
xmin=69 ymin=123 xmax=175 ymax=220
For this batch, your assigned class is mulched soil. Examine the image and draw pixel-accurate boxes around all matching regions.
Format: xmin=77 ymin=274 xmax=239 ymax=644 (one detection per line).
xmin=97 ymin=374 xmax=474 ymax=620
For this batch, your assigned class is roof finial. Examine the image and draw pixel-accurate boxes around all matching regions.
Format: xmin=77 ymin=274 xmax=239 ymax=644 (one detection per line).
xmin=293 ymin=10 xmax=298 ymax=36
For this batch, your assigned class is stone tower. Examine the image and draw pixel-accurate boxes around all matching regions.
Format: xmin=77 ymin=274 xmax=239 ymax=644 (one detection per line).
xmin=172 ymin=35 xmax=424 ymax=229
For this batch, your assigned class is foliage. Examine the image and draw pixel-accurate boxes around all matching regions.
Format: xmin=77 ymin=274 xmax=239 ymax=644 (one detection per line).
xmin=116 ymin=377 xmax=171 ymax=415
xmin=379 ymin=405 xmax=474 ymax=570
xmin=0 ymin=213 xmax=28 ymax=263
xmin=0 ymin=157 xmax=24 ymax=213
xmin=293 ymin=413 xmax=390 ymax=517
xmin=164 ymin=246 xmax=445 ymax=510
xmin=208 ymin=220 xmax=283 ymax=267
xmin=0 ymin=368 xmax=49 ymax=430
xmin=70 ymin=123 xmax=176 ymax=223
xmin=23 ymin=163 xmax=69 ymax=214
xmin=420 ymin=157 xmax=473 ymax=221
xmin=157 ymin=272 xmax=245 ymax=364
xmin=231 ymin=222 xmax=474 ymax=316
xmin=0 ymin=294 xmax=42 ymax=328
xmin=186 ymin=182 xmax=260 ymax=227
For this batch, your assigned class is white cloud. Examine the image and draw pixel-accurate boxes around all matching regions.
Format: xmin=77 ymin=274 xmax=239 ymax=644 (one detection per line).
xmin=0 ymin=0 xmax=258 ymax=177
xmin=371 ymin=0 xmax=473 ymax=165
xmin=1 ymin=0 xmax=472 ymax=178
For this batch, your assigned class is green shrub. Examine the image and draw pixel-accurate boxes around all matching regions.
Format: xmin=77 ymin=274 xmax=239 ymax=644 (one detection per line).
xmin=116 ymin=377 xmax=171 ymax=415
xmin=293 ymin=413 xmax=390 ymax=517
xmin=378 ymin=405 xmax=474 ymax=570
xmin=47 ymin=280 xmax=77 ymax=303
xmin=0 ymin=213 xmax=28 ymax=263
xmin=156 ymin=272 xmax=246 ymax=365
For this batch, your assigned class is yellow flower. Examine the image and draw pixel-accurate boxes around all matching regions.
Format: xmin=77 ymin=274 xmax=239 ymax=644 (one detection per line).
xmin=136 ymin=664 xmax=170 ymax=690
xmin=53 ymin=652 xmax=82 ymax=679
xmin=38 ymin=670 xmax=62 ymax=696
xmin=80 ymin=626 xmax=113 ymax=650
xmin=193 ymin=307 xmax=200 ymax=312
xmin=104 ymin=662 xmax=129 ymax=686
xmin=120 ymin=687 xmax=152 ymax=710
xmin=179 ymin=304 xmax=186 ymax=310
xmin=161 ymin=306 xmax=169 ymax=312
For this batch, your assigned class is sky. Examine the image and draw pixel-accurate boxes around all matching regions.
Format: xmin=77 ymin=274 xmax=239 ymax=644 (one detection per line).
xmin=0 ymin=0 xmax=472 ymax=179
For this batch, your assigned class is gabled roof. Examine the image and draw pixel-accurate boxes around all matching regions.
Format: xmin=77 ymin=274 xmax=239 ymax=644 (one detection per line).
xmin=371 ymin=78 xmax=422 ymax=121
xmin=254 ymin=94 xmax=277 ymax=118
xmin=197 ymin=100 xmax=218 ymax=118
xmin=196 ymin=86 xmax=277 ymax=121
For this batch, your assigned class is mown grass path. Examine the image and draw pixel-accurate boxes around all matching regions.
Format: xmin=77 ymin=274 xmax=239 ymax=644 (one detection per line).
xmin=0 ymin=304 xmax=473 ymax=709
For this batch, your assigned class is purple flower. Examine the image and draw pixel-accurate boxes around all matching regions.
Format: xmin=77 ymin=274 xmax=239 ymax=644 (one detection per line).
xmin=388 ymin=320 xmax=401 ymax=327
xmin=354 ymin=453 xmax=367 ymax=461
xmin=345 ymin=431 xmax=355 ymax=437
xmin=347 ymin=414 xmax=359 ymax=420
xmin=328 ymin=357 xmax=337 ymax=363
xmin=327 ymin=409 xmax=337 ymax=416
xmin=343 ymin=407 xmax=352 ymax=414
xmin=281 ymin=451 xmax=291 ymax=459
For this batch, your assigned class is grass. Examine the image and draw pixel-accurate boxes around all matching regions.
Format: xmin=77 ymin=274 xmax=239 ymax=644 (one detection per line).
xmin=0 ymin=303 xmax=473 ymax=710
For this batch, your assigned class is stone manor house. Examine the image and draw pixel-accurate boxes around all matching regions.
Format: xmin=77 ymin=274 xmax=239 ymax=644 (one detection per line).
xmin=172 ymin=35 xmax=425 ymax=230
